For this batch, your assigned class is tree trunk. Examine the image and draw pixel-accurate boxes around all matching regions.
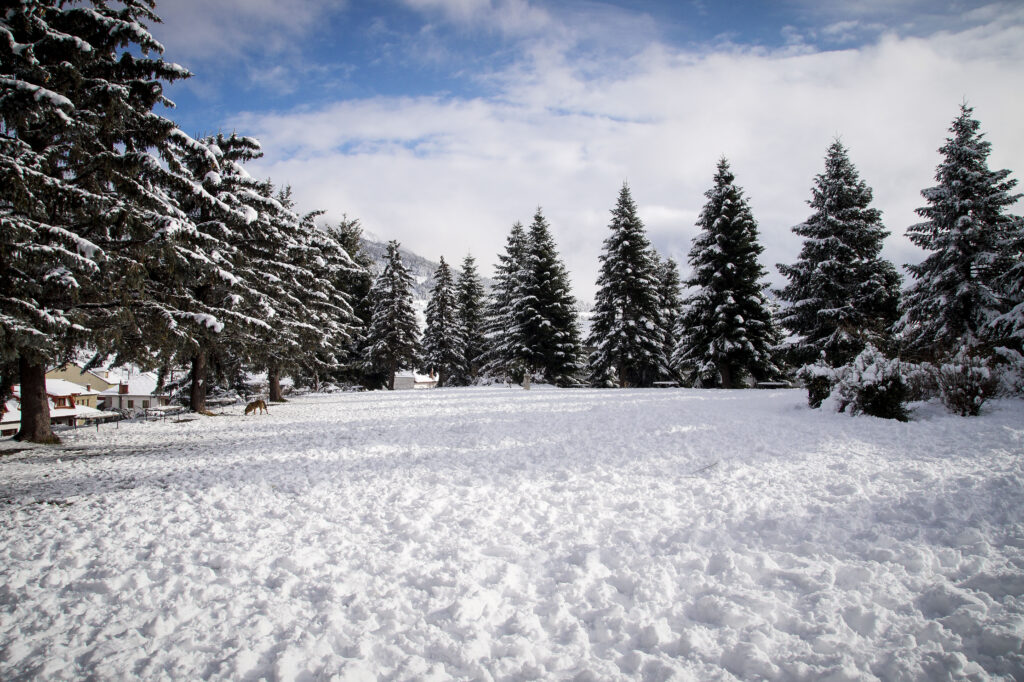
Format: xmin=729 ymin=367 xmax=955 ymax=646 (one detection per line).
xmin=719 ymin=363 xmax=734 ymax=390
xmin=388 ymin=360 xmax=397 ymax=390
xmin=268 ymin=364 xmax=285 ymax=402
xmin=190 ymin=349 xmax=208 ymax=413
xmin=15 ymin=356 xmax=59 ymax=444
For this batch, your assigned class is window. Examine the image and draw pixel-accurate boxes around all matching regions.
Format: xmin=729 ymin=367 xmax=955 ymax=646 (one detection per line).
xmin=127 ymin=400 xmax=134 ymax=409
xmin=143 ymin=400 xmax=149 ymax=408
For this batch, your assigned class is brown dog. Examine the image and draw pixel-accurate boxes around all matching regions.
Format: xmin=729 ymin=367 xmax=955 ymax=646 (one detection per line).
xmin=244 ymin=399 xmax=268 ymax=415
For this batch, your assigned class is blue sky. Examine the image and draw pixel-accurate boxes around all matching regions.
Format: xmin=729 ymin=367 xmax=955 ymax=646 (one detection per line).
xmin=150 ymin=0 xmax=1024 ymax=302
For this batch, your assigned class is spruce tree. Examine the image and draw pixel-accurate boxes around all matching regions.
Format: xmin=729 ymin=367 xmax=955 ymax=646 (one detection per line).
xmin=657 ymin=257 xmax=685 ymax=382
xmin=512 ymin=209 xmax=583 ymax=385
xmin=1 ymin=0 xmax=190 ymax=440
xmin=898 ymin=104 xmax=1022 ymax=359
xmin=674 ymin=159 xmax=780 ymax=388
xmin=325 ymin=216 xmax=377 ymax=386
xmin=587 ymin=184 xmax=669 ymax=387
xmin=154 ymin=133 xmax=275 ymax=412
xmin=777 ymin=140 xmax=901 ymax=368
xmin=364 ymin=241 xmax=421 ymax=389
xmin=479 ymin=222 xmax=529 ymax=381
xmin=422 ymin=257 xmax=465 ymax=387
xmin=454 ymin=254 xmax=488 ymax=384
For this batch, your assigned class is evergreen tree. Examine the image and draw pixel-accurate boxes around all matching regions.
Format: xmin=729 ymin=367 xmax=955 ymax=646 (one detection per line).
xmin=454 ymin=254 xmax=488 ymax=384
xmin=479 ymin=222 xmax=529 ymax=381
xmin=364 ymin=241 xmax=421 ymax=389
xmin=154 ymin=133 xmax=277 ymax=413
xmin=674 ymin=159 xmax=780 ymax=388
xmin=657 ymin=257 xmax=685 ymax=382
xmin=1 ymin=0 xmax=190 ymax=440
xmin=777 ymin=140 xmax=901 ymax=368
xmin=325 ymin=216 xmax=377 ymax=386
xmin=513 ymin=209 xmax=583 ymax=385
xmin=898 ymin=104 xmax=1022 ymax=359
xmin=422 ymin=257 xmax=465 ymax=387
xmin=587 ymin=184 xmax=669 ymax=387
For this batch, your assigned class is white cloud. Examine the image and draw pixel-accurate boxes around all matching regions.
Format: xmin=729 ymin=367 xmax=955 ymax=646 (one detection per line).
xmin=152 ymin=0 xmax=338 ymax=61
xmin=232 ymin=8 xmax=1024 ymax=304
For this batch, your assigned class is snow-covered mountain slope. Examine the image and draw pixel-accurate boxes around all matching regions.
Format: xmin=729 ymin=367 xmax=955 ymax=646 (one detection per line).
xmin=1 ymin=389 xmax=1022 ymax=679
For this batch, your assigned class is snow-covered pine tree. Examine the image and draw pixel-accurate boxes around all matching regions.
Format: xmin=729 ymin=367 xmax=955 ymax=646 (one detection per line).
xmin=479 ymin=222 xmax=529 ymax=382
xmin=364 ymin=240 xmax=421 ymax=390
xmin=422 ymin=257 xmax=465 ymax=387
xmin=674 ymin=158 xmax=780 ymax=388
xmin=453 ymin=254 xmax=487 ymax=384
xmin=255 ymin=189 xmax=356 ymax=399
xmin=323 ymin=216 xmax=377 ymax=386
xmin=777 ymin=140 xmax=901 ymax=368
xmin=898 ymin=104 xmax=1022 ymax=360
xmin=587 ymin=184 xmax=669 ymax=387
xmin=513 ymin=209 xmax=583 ymax=385
xmin=154 ymin=132 xmax=272 ymax=413
xmin=0 ymin=0 xmax=190 ymax=441
xmin=657 ymin=257 xmax=685 ymax=382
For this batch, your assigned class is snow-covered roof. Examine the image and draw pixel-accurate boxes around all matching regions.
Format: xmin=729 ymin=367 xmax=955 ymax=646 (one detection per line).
xmin=1 ymin=399 xmax=19 ymax=425
xmin=99 ymin=372 xmax=163 ymax=397
xmin=13 ymin=379 xmax=100 ymax=399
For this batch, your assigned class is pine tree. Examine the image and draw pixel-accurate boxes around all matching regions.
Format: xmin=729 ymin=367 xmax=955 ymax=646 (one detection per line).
xmin=513 ymin=209 xmax=583 ymax=385
xmin=777 ymin=140 xmax=901 ymax=368
xmin=1 ymin=0 xmax=190 ymax=440
xmin=364 ymin=241 xmax=421 ymax=389
xmin=657 ymin=257 xmax=685 ymax=382
xmin=154 ymin=133 xmax=276 ymax=413
xmin=324 ymin=216 xmax=377 ymax=386
xmin=454 ymin=254 xmax=487 ymax=384
xmin=674 ymin=159 xmax=780 ymax=388
xmin=479 ymin=222 xmax=529 ymax=381
xmin=587 ymin=184 xmax=669 ymax=387
xmin=422 ymin=257 xmax=465 ymax=387
xmin=898 ymin=104 xmax=1022 ymax=360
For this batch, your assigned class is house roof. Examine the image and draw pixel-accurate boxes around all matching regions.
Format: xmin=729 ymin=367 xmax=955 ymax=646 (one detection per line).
xmin=13 ymin=378 xmax=100 ymax=399
xmin=98 ymin=372 xmax=164 ymax=397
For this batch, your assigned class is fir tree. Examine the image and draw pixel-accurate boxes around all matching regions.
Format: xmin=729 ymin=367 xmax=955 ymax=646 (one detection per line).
xmin=454 ymin=254 xmax=487 ymax=384
xmin=674 ymin=159 xmax=780 ymax=388
xmin=325 ymin=216 xmax=377 ymax=386
xmin=587 ymin=184 xmax=669 ymax=387
xmin=422 ymin=257 xmax=465 ymax=387
xmin=154 ymin=133 xmax=276 ymax=413
xmin=777 ymin=140 xmax=901 ymax=368
xmin=898 ymin=104 xmax=1022 ymax=359
xmin=364 ymin=241 xmax=421 ymax=389
xmin=513 ymin=209 xmax=583 ymax=385
xmin=479 ymin=222 xmax=529 ymax=381
xmin=1 ymin=0 xmax=190 ymax=440
xmin=657 ymin=257 xmax=685 ymax=382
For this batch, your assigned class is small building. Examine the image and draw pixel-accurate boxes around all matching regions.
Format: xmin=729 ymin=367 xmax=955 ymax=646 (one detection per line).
xmin=98 ymin=373 xmax=170 ymax=416
xmin=392 ymin=371 xmax=438 ymax=390
xmin=46 ymin=364 xmax=113 ymax=408
xmin=4 ymin=379 xmax=117 ymax=433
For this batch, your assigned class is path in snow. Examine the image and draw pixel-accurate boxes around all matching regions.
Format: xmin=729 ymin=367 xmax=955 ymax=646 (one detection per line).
xmin=1 ymin=388 xmax=1023 ymax=680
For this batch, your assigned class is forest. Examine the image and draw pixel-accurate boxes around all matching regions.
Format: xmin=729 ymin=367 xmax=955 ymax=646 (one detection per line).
xmin=2 ymin=1 xmax=1022 ymax=444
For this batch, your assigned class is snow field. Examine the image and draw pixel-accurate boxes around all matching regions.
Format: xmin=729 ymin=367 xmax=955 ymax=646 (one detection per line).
xmin=1 ymin=388 xmax=1023 ymax=680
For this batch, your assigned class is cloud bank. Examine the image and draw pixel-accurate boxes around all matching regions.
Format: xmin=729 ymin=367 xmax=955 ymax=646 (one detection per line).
xmin=225 ymin=4 xmax=1024 ymax=304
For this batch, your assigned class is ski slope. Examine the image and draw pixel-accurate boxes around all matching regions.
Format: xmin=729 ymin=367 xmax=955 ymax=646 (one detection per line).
xmin=1 ymin=387 xmax=1022 ymax=680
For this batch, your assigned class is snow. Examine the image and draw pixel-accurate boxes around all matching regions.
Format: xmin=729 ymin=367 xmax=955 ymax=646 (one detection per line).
xmin=1 ymin=388 xmax=1023 ymax=680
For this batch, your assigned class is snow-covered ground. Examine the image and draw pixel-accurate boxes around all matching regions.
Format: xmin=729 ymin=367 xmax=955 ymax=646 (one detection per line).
xmin=1 ymin=388 xmax=1023 ymax=680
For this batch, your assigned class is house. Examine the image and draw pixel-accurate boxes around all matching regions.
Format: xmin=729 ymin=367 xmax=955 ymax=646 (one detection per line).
xmin=3 ymin=379 xmax=116 ymax=434
xmin=47 ymin=363 xmax=171 ymax=416
xmin=98 ymin=372 xmax=170 ymax=416
xmin=46 ymin=363 xmax=117 ymax=408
